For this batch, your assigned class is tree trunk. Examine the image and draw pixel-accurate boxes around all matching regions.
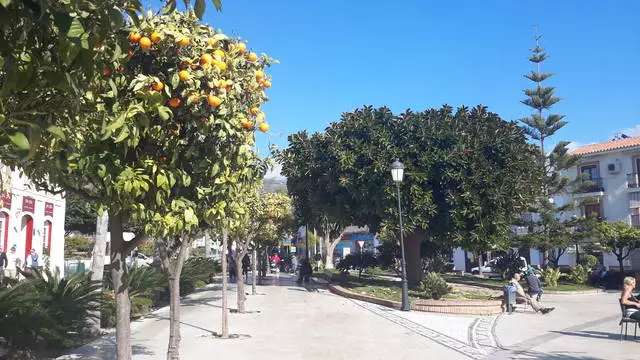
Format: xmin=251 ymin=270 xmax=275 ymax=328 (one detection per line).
xmin=575 ymin=242 xmax=580 ymax=266
xmin=204 ymin=232 xmax=211 ymax=258
xmin=89 ymin=211 xmax=108 ymax=332
xmin=477 ymin=252 xmax=484 ymax=276
xmin=110 ymin=214 xmax=131 ymax=360
xmin=618 ymin=255 xmax=625 ymax=273
xmin=404 ymin=231 xmax=423 ymax=288
xmin=324 ymin=233 xmax=342 ymax=269
xmin=235 ymin=256 xmax=246 ymax=313
xmin=220 ymin=228 xmax=229 ymax=338
xmin=251 ymin=249 xmax=257 ymax=295
xmin=158 ymin=237 xmax=189 ymax=360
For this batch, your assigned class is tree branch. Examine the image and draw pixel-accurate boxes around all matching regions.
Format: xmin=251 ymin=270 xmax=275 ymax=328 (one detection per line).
xmin=124 ymin=233 xmax=151 ymax=253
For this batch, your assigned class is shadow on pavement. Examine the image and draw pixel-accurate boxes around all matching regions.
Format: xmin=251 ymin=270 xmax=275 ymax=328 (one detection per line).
xmin=550 ymin=330 xmax=632 ymax=341
xmin=510 ymin=350 xmax=609 ymax=360
xmin=58 ymin=333 xmax=154 ymax=360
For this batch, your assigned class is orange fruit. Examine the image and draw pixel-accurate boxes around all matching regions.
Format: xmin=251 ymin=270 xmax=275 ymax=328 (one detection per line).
xmin=236 ymin=43 xmax=246 ymax=53
xmin=128 ymin=32 xmax=142 ymax=43
xmin=214 ymin=49 xmax=225 ymax=59
xmin=178 ymin=38 xmax=190 ymax=46
xmin=248 ymin=52 xmax=258 ymax=62
xmin=214 ymin=60 xmax=227 ymax=71
xmin=168 ymin=98 xmax=181 ymax=108
xmin=103 ymin=67 xmax=111 ymax=76
xmin=259 ymin=122 xmax=270 ymax=133
xmin=178 ymin=70 xmax=190 ymax=81
xmin=128 ymin=49 xmax=134 ymax=58
xmin=226 ymin=85 xmax=232 ymax=93
xmin=139 ymin=37 xmax=151 ymax=49
xmin=152 ymin=82 xmax=164 ymax=91
xmin=241 ymin=120 xmax=254 ymax=129
xmin=116 ymin=66 xmax=123 ymax=72
xmin=150 ymin=32 xmax=162 ymax=43
xmin=263 ymin=80 xmax=271 ymax=88
xmin=190 ymin=63 xmax=199 ymax=70
xmin=207 ymin=95 xmax=222 ymax=107
xmin=207 ymin=38 xmax=216 ymax=47
xmin=189 ymin=93 xmax=201 ymax=103
xmin=249 ymin=107 xmax=260 ymax=116
xmin=159 ymin=156 xmax=168 ymax=162
xmin=255 ymin=70 xmax=264 ymax=80
xmin=218 ymin=79 xmax=227 ymax=88
xmin=200 ymin=54 xmax=213 ymax=66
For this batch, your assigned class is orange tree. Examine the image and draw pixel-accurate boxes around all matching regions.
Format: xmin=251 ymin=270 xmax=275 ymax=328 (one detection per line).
xmin=0 ymin=0 xmax=221 ymax=153
xmin=1 ymin=9 xmax=274 ymax=360
xmin=228 ymin=189 xmax=292 ymax=313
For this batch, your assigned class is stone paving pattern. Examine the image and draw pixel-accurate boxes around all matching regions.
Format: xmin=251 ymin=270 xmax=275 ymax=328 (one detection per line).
xmin=59 ymin=275 xmax=640 ymax=360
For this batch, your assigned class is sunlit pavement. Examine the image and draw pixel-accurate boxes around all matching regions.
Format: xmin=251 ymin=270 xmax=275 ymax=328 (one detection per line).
xmin=59 ymin=276 xmax=638 ymax=360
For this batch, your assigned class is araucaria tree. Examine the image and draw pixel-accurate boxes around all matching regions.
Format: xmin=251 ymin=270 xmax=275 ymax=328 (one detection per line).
xmin=279 ymin=105 xmax=540 ymax=286
xmin=1 ymin=7 xmax=273 ymax=360
xmin=517 ymin=34 xmax=581 ymax=267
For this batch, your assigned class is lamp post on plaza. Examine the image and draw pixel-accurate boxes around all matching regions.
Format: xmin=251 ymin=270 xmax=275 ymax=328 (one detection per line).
xmin=390 ymin=159 xmax=410 ymax=311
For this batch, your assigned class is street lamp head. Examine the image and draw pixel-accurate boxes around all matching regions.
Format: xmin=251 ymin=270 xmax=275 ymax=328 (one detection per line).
xmin=390 ymin=159 xmax=404 ymax=183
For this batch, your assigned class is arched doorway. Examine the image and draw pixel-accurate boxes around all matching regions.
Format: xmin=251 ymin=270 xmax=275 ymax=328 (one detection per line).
xmin=0 ymin=212 xmax=8 ymax=251
xmin=43 ymin=220 xmax=52 ymax=253
xmin=22 ymin=215 xmax=33 ymax=260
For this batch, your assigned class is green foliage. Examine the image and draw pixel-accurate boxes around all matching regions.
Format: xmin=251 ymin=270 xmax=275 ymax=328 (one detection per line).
xmin=568 ymin=265 xmax=590 ymax=285
xmin=542 ymin=267 xmax=562 ymax=287
xmin=592 ymin=220 xmax=640 ymax=272
xmin=180 ymin=257 xmax=219 ymax=295
xmin=64 ymin=236 xmax=93 ymax=258
xmin=579 ymin=254 xmax=598 ymax=267
xmin=413 ymin=272 xmax=452 ymax=300
xmin=493 ymin=251 xmax=525 ymax=280
xmin=137 ymin=241 xmax=156 ymax=257
xmin=64 ymin=192 xmax=97 ymax=235
xmin=103 ymin=265 xmax=164 ymax=320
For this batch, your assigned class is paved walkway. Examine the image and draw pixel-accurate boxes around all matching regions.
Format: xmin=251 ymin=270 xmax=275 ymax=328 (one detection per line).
xmin=59 ymin=276 xmax=638 ymax=360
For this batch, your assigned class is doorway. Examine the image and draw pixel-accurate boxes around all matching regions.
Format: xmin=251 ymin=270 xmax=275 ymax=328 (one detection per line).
xmin=22 ymin=215 xmax=33 ymax=259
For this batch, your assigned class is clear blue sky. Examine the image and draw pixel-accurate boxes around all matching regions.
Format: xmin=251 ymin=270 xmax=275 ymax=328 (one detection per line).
xmin=197 ymin=1 xmax=640 ymax=154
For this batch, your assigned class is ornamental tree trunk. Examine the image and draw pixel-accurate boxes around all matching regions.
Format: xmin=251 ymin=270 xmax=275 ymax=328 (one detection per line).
xmin=477 ymin=252 xmax=484 ymax=276
xmin=251 ymin=249 xmax=257 ymax=295
xmin=89 ymin=211 xmax=108 ymax=333
xmin=220 ymin=228 xmax=229 ymax=338
xmin=157 ymin=237 xmax=189 ymax=360
xmin=323 ymin=232 xmax=342 ymax=269
xmin=235 ymin=255 xmax=246 ymax=313
xmin=404 ymin=231 xmax=424 ymax=288
xmin=109 ymin=214 xmax=131 ymax=360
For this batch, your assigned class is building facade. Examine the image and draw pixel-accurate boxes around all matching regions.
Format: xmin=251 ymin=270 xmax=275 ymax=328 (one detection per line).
xmin=0 ymin=164 xmax=66 ymax=272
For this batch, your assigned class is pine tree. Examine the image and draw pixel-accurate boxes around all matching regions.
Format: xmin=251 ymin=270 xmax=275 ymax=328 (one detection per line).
xmin=518 ymin=34 xmax=581 ymax=267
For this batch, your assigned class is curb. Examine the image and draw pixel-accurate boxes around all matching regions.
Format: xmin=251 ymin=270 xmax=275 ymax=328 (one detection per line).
xmin=326 ymin=283 xmax=503 ymax=315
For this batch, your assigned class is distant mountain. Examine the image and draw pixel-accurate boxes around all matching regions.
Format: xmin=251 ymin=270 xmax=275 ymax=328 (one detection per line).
xmin=263 ymin=177 xmax=287 ymax=193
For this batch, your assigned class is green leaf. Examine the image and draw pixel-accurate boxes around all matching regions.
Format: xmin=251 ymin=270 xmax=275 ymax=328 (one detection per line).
xmin=67 ymin=18 xmax=85 ymax=38
xmin=114 ymin=126 xmax=130 ymax=143
xmin=46 ymin=126 xmax=66 ymax=140
xmin=212 ymin=0 xmax=222 ymax=11
xmin=156 ymin=174 xmax=168 ymax=189
xmin=157 ymin=106 xmax=172 ymax=120
xmin=194 ymin=0 xmax=205 ymax=19
xmin=108 ymin=7 xmax=124 ymax=30
xmin=9 ymin=132 xmax=29 ymax=150
xmin=163 ymin=0 xmax=176 ymax=14
xmin=0 ymin=0 xmax=13 ymax=7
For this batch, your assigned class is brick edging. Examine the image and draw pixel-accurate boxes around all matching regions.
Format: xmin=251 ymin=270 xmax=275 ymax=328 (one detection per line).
xmin=446 ymin=278 xmax=603 ymax=295
xmin=327 ymin=284 xmax=503 ymax=315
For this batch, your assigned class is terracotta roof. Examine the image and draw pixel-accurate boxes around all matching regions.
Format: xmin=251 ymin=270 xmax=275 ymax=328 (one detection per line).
xmin=569 ymin=136 xmax=640 ymax=155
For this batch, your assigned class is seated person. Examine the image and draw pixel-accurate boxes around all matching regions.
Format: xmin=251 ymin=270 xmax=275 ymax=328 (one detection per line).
xmin=621 ymin=276 xmax=640 ymax=320
xmin=523 ymin=269 xmax=543 ymax=301
xmin=510 ymin=272 xmax=554 ymax=315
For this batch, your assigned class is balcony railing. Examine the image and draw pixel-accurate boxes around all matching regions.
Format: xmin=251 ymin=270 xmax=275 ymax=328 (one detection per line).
xmin=632 ymin=214 xmax=640 ymax=229
xmin=576 ymin=177 xmax=604 ymax=194
xmin=628 ymin=173 xmax=640 ymax=188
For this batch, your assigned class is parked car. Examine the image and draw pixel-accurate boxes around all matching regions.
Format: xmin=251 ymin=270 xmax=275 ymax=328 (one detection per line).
xmin=471 ymin=256 xmax=528 ymax=276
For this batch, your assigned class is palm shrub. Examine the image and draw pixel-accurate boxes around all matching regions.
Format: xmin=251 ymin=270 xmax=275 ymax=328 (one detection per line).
xmin=27 ymin=268 xmax=103 ymax=347
xmin=103 ymin=265 xmax=164 ymax=322
xmin=179 ymin=257 xmax=219 ymax=295
xmin=542 ymin=267 xmax=562 ymax=287
xmin=412 ymin=272 xmax=452 ymax=300
xmin=568 ymin=265 xmax=590 ymax=285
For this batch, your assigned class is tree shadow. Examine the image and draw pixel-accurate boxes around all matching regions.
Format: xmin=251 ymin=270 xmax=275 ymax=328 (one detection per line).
xmin=508 ymin=350 xmax=618 ymax=360
xmin=58 ymin=333 xmax=154 ymax=360
xmin=550 ymin=330 xmax=637 ymax=341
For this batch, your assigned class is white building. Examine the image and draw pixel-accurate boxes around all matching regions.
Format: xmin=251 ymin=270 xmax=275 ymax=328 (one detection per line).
xmin=557 ymin=136 xmax=640 ymax=271
xmin=0 ymin=164 xmax=66 ymax=272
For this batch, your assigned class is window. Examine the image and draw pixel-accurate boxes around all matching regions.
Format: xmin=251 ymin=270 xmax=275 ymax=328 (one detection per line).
xmin=43 ymin=221 xmax=52 ymax=253
xmin=583 ymin=203 xmax=602 ymax=219
xmin=580 ymin=164 xmax=599 ymax=180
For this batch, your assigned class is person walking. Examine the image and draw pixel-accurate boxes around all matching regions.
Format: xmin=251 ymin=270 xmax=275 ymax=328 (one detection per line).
xmin=297 ymin=256 xmax=312 ymax=285
xmin=0 ymin=246 xmax=7 ymax=285
xmin=5 ymin=246 xmax=20 ymax=280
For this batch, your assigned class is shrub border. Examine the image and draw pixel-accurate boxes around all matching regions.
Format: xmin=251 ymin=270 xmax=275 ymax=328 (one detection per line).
xmin=445 ymin=278 xmax=604 ymax=295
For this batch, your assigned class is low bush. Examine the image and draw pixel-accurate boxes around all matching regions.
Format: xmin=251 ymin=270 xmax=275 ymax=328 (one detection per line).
xmin=180 ymin=257 xmax=219 ymax=295
xmin=412 ymin=272 xmax=452 ymax=300
xmin=64 ymin=236 xmax=93 ymax=258
xmin=568 ymin=265 xmax=590 ymax=285
xmin=542 ymin=267 xmax=562 ymax=287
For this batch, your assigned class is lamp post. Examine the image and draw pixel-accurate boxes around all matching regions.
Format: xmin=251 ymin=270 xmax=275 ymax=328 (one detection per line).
xmin=391 ymin=159 xmax=410 ymax=311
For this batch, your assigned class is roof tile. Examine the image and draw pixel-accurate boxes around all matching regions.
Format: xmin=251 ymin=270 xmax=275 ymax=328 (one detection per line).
xmin=569 ymin=137 xmax=640 ymax=155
